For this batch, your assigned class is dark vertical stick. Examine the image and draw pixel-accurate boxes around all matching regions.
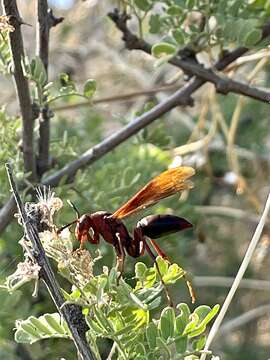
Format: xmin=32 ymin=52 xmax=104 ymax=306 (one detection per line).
xmin=5 ymin=163 xmax=96 ymax=360
xmin=36 ymin=0 xmax=50 ymax=177
xmin=2 ymin=0 xmax=37 ymax=181
xmin=36 ymin=3 xmax=63 ymax=177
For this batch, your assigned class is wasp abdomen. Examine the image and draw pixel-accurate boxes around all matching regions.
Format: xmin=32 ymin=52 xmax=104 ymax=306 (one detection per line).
xmin=137 ymin=214 xmax=192 ymax=239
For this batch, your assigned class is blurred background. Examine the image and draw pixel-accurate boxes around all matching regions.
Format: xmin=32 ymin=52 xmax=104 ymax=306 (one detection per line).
xmin=0 ymin=0 xmax=270 ymax=359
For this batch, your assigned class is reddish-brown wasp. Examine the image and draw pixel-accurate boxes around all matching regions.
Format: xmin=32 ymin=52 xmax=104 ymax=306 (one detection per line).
xmin=58 ymin=166 xmax=195 ymax=304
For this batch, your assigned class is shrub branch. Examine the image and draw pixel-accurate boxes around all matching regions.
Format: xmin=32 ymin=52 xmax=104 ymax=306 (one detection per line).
xmin=108 ymin=9 xmax=270 ymax=103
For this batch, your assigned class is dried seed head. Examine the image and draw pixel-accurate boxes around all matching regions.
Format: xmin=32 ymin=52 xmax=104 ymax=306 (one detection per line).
xmin=5 ymin=259 xmax=41 ymax=291
xmin=0 ymin=16 xmax=15 ymax=33
xmin=15 ymin=187 xmax=63 ymax=231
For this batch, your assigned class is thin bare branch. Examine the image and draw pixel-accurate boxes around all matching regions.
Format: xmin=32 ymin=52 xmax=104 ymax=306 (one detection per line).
xmin=108 ymin=10 xmax=270 ymax=104
xmin=52 ymin=83 xmax=181 ymax=112
xmin=194 ymin=205 xmax=266 ymax=226
xmin=5 ymin=163 xmax=95 ymax=360
xmin=2 ymin=0 xmax=36 ymax=181
xmin=194 ymin=276 xmax=270 ymax=291
xmin=200 ymin=190 xmax=270 ymax=360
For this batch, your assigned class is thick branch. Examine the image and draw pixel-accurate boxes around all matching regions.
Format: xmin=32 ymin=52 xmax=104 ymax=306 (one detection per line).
xmin=5 ymin=164 xmax=95 ymax=360
xmin=2 ymin=0 xmax=37 ymax=181
xmin=52 ymin=83 xmax=180 ymax=112
xmin=108 ymin=10 xmax=270 ymax=103
xmin=36 ymin=2 xmax=63 ymax=177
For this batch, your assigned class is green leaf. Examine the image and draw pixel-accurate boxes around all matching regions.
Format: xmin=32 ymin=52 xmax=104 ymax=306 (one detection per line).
xmin=156 ymin=337 xmax=171 ymax=359
xmin=196 ymin=304 xmax=220 ymax=328
xmin=147 ymin=295 xmax=163 ymax=310
xmin=175 ymin=336 xmax=187 ymax=354
xmin=183 ymin=313 xmax=199 ymax=335
xmin=19 ymin=322 xmax=40 ymax=339
xmin=135 ymin=262 xmax=147 ymax=281
xmin=228 ymin=0 xmax=242 ymax=16
xmin=135 ymin=343 xmax=146 ymax=355
xmin=69 ymin=287 xmax=81 ymax=300
xmin=135 ymin=0 xmax=151 ymax=11
xmin=146 ymin=323 xmax=158 ymax=349
xmin=183 ymin=305 xmax=219 ymax=338
xmin=152 ymin=43 xmax=176 ymax=58
xmin=15 ymin=329 xmax=33 ymax=344
xmin=14 ymin=313 xmax=68 ymax=344
xmin=172 ymin=29 xmax=185 ymax=45
xmin=176 ymin=303 xmax=191 ymax=326
xmin=244 ymin=29 xmax=262 ymax=46
xmin=83 ymin=79 xmax=96 ymax=98
xmin=149 ymin=14 xmax=161 ymax=34
xmin=43 ymin=314 xmax=66 ymax=335
xmin=129 ymin=292 xmax=148 ymax=310
xmin=162 ymin=263 xmax=185 ymax=284
xmin=59 ymin=72 xmax=69 ymax=86
xmin=159 ymin=307 xmax=175 ymax=340
xmin=175 ymin=310 xmax=189 ymax=335
xmin=28 ymin=316 xmax=53 ymax=336
xmin=93 ymin=307 xmax=113 ymax=333
xmin=192 ymin=335 xmax=206 ymax=351
xmin=86 ymin=318 xmax=105 ymax=335
xmin=108 ymin=267 xmax=117 ymax=286
xmin=21 ymin=56 xmax=47 ymax=87
xmin=187 ymin=0 xmax=197 ymax=9
xmin=193 ymin=305 xmax=212 ymax=323
xmin=167 ymin=5 xmax=183 ymax=15
xmin=156 ymin=257 xmax=169 ymax=276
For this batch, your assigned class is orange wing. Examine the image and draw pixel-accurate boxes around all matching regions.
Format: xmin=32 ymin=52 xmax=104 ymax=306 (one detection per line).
xmin=111 ymin=166 xmax=195 ymax=219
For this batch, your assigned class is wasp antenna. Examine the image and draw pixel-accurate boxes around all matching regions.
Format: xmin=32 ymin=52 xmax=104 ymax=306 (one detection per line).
xmin=57 ymin=219 xmax=78 ymax=234
xmin=67 ymin=200 xmax=80 ymax=219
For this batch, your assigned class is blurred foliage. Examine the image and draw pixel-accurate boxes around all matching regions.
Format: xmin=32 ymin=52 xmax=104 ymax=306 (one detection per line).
xmin=0 ymin=0 xmax=270 ymax=359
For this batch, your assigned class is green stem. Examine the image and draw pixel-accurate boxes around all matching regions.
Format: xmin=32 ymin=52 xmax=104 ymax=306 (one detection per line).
xmin=86 ymin=331 xmax=102 ymax=360
xmin=46 ymin=93 xmax=89 ymax=105
xmin=173 ymin=350 xmax=212 ymax=360
xmin=112 ymin=336 xmax=128 ymax=359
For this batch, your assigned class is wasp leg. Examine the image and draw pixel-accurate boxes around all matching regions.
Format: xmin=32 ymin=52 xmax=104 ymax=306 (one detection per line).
xmin=115 ymin=233 xmax=126 ymax=284
xmin=149 ymin=238 xmax=171 ymax=262
xmin=143 ymin=238 xmax=173 ymax=307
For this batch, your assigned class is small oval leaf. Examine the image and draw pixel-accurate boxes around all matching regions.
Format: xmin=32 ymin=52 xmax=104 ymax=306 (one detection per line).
xmin=83 ymin=79 xmax=96 ymax=98
xmin=152 ymin=43 xmax=176 ymax=58
xmin=159 ymin=307 xmax=175 ymax=340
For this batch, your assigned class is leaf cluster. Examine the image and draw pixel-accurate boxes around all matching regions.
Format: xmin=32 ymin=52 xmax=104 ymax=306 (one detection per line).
xmin=13 ymin=250 xmax=219 ymax=360
xmin=124 ymin=0 xmax=270 ymax=61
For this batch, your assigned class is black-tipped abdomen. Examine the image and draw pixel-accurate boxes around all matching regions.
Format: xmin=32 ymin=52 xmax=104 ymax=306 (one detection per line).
xmin=137 ymin=214 xmax=192 ymax=239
